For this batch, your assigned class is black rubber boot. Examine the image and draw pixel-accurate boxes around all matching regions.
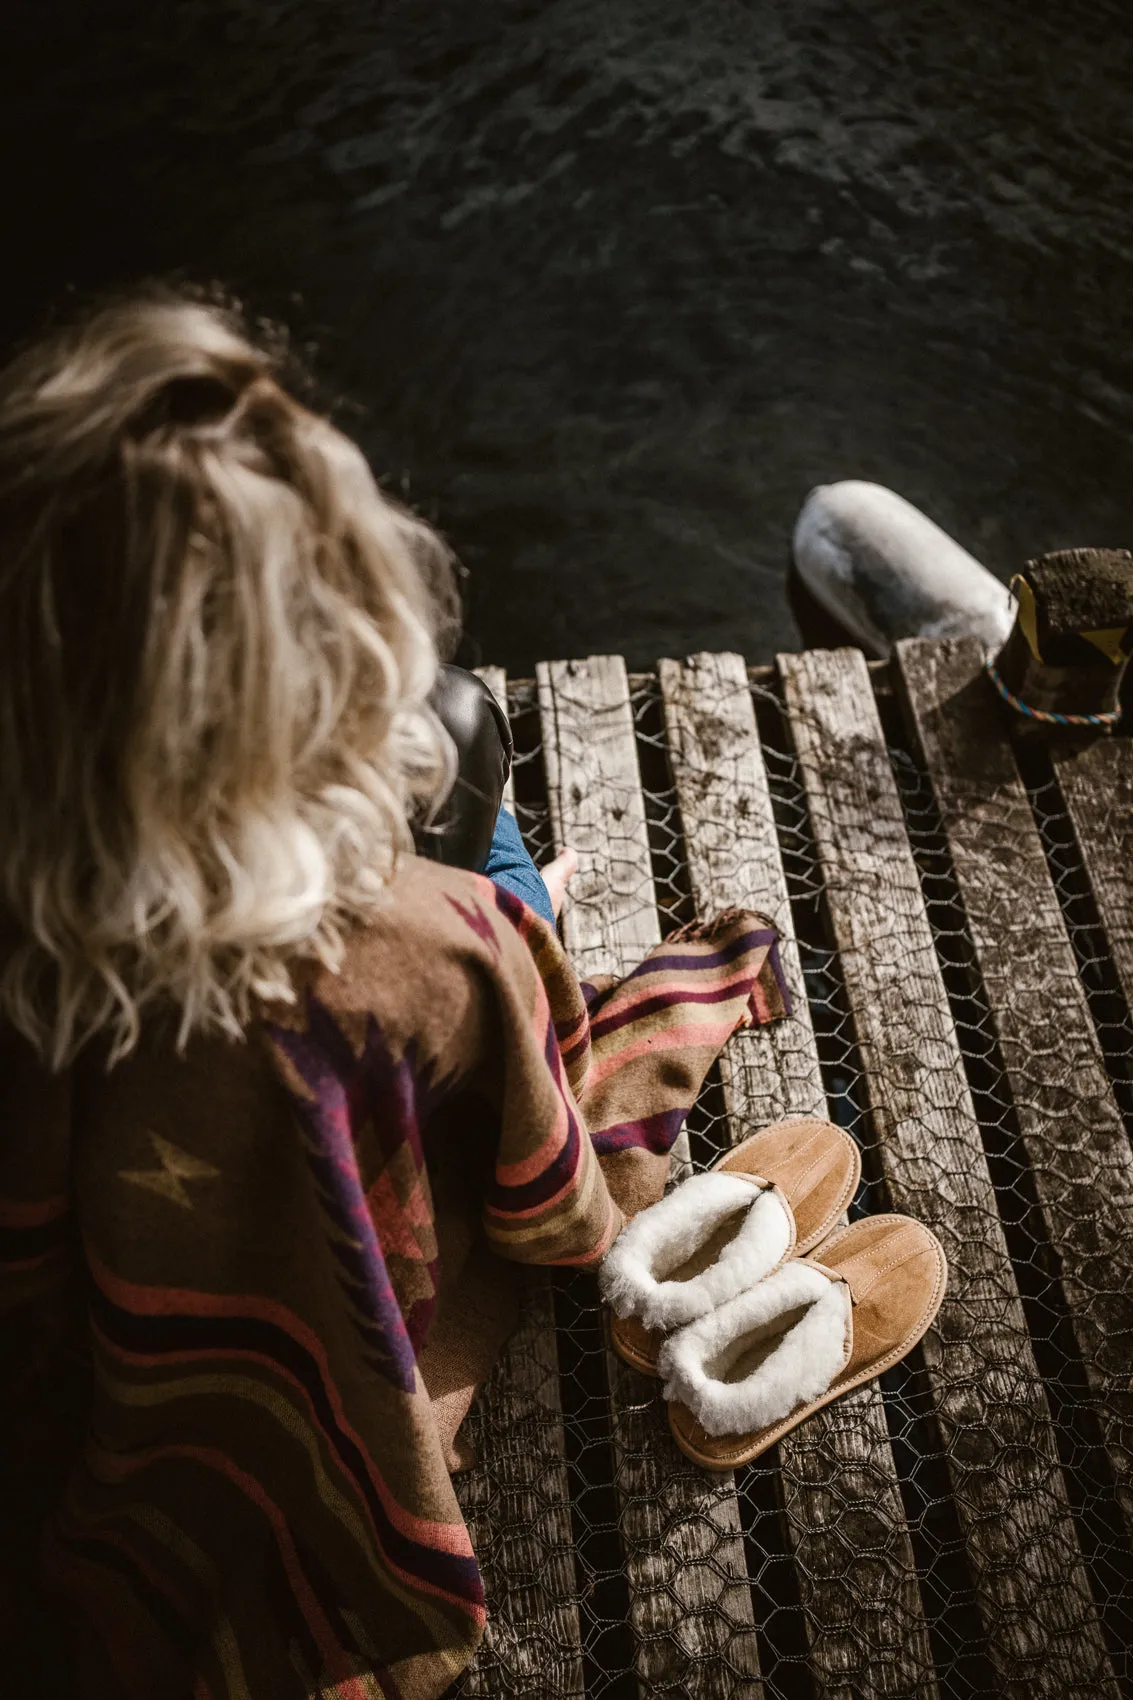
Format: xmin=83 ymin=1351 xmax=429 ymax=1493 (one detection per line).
xmin=414 ymin=665 xmax=513 ymax=872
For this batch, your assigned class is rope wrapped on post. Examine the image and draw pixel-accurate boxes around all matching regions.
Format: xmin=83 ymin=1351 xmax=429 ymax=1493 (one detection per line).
xmin=985 ymin=658 xmax=1123 ymax=729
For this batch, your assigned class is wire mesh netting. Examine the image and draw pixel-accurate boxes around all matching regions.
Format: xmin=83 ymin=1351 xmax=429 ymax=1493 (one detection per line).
xmin=452 ymin=662 xmax=1133 ymax=1700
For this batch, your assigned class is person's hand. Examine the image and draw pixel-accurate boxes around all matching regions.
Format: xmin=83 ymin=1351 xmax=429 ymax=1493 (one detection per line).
xmin=541 ymin=846 xmax=579 ymax=921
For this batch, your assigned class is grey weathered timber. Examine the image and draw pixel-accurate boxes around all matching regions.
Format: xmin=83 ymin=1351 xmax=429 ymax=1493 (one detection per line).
xmin=538 ymin=654 xmax=764 ymax=1699
xmin=537 ymin=656 xmax=661 ymax=974
xmin=897 ymin=637 xmax=1133 ymax=1530
xmin=659 ymin=654 xmax=826 ymax=1131
xmin=474 ymin=666 xmax=516 ymax=814
xmin=780 ymin=646 xmax=1117 ymax=1699
xmin=456 ymin=668 xmax=584 ymax=1699
xmin=538 ymin=654 xmax=688 ymax=1182
xmin=658 ymin=652 xmax=938 ymax=1700
xmin=1052 ymin=734 xmax=1133 ymax=1020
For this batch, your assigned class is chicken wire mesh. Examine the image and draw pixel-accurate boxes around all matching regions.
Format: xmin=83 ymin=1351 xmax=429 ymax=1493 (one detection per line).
xmin=451 ymin=663 xmax=1133 ymax=1700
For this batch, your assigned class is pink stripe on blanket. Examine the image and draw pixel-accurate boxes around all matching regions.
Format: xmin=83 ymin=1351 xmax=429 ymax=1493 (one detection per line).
xmin=585 ymin=1018 xmax=738 ymax=1087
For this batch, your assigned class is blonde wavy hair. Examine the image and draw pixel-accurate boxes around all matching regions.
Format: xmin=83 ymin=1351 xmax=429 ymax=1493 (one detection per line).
xmin=0 ymin=289 xmax=456 ymax=1068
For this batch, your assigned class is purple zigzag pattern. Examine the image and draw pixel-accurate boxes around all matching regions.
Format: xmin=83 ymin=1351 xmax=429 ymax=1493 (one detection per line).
xmin=266 ymin=999 xmax=449 ymax=1393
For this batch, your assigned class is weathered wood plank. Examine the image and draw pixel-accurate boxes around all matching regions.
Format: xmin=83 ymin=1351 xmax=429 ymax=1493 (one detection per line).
xmin=659 ymin=652 xmax=939 ymax=1700
xmin=538 ymin=653 xmax=689 ymax=1185
xmin=456 ymin=667 xmax=584 ymax=1699
xmin=538 ymin=656 xmax=662 ymax=976
xmin=1051 ymin=734 xmax=1133 ymax=1022
xmin=538 ymin=654 xmax=763 ymax=1699
xmin=896 ymin=636 xmax=1133 ymax=1530
xmin=474 ymin=666 xmax=516 ymax=814
xmin=659 ymin=654 xmax=825 ymax=1130
xmin=780 ymin=646 xmax=1117 ymax=1699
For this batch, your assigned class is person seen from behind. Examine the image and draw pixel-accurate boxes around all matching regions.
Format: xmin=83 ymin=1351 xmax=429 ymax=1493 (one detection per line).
xmin=0 ymin=290 xmax=785 ymax=1700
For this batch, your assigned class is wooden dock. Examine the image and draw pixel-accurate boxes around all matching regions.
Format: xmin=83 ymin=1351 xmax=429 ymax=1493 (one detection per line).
xmin=453 ymin=638 xmax=1133 ymax=1700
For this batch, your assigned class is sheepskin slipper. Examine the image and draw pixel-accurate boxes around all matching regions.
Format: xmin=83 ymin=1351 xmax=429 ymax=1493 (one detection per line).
xmin=602 ymin=1118 xmax=860 ymax=1377
xmin=602 ymin=1172 xmax=795 ymax=1331
xmin=663 ymin=1214 xmax=947 ymax=1470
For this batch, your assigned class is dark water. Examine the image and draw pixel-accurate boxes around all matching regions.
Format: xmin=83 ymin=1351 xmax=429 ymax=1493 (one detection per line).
xmin=3 ymin=0 xmax=1132 ymax=671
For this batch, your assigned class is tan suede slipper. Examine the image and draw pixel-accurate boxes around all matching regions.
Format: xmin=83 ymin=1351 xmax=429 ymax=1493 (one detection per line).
xmin=602 ymin=1118 xmax=861 ymax=1378
xmin=662 ymin=1214 xmax=947 ymax=1470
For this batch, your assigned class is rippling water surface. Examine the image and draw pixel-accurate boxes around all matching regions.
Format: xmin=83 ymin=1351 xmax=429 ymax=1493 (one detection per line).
xmin=4 ymin=0 xmax=1132 ymax=668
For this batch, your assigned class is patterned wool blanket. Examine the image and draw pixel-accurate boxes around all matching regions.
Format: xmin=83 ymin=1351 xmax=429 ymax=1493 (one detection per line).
xmin=0 ymin=856 xmax=787 ymax=1700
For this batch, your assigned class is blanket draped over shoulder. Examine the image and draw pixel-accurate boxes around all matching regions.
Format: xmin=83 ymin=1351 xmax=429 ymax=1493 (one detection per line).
xmin=0 ymin=857 xmax=787 ymax=1700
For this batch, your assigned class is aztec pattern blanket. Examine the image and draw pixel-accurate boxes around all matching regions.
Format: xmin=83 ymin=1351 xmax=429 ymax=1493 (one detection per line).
xmin=0 ymin=856 xmax=787 ymax=1700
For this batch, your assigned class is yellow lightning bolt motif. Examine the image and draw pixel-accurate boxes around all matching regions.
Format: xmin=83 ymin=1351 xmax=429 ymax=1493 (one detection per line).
xmin=120 ymin=1132 xmax=220 ymax=1210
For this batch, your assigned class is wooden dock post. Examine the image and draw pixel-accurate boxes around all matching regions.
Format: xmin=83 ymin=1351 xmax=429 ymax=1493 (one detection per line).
xmin=989 ymin=547 xmax=1133 ymax=731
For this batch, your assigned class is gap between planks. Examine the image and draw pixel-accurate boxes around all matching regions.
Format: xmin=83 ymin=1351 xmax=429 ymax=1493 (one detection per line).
xmin=779 ymin=646 xmax=1118 ymax=1698
xmin=658 ymin=651 xmax=939 ymax=1700
xmin=538 ymin=654 xmax=763 ymax=1700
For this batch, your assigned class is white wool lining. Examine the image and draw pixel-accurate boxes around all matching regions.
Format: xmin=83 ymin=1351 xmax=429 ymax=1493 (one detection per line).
xmin=598 ymin=1173 xmax=793 ymax=1330
xmin=658 ymin=1262 xmax=851 ymax=1438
